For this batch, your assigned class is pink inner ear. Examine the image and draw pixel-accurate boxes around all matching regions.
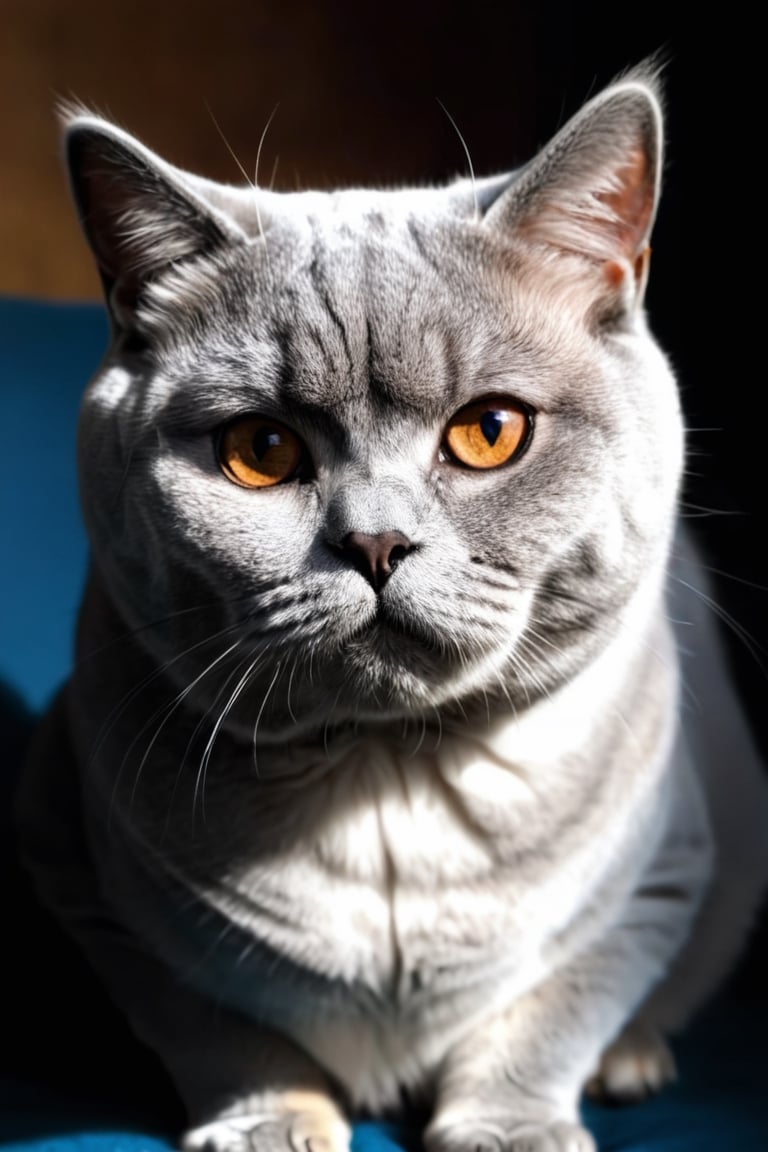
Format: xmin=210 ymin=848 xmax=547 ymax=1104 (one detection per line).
xmin=597 ymin=147 xmax=655 ymax=260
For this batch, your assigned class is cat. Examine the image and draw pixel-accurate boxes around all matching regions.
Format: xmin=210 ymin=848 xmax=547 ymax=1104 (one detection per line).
xmin=16 ymin=65 xmax=768 ymax=1152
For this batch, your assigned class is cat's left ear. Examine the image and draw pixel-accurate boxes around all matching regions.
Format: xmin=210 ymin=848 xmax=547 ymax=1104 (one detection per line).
xmin=485 ymin=70 xmax=662 ymax=315
xmin=62 ymin=107 xmax=249 ymax=331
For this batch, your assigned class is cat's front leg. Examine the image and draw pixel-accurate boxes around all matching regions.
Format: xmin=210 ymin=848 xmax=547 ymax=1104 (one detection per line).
xmin=425 ymin=870 xmax=706 ymax=1152
xmin=424 ymin=941 xmax=654 ymax=1152
xmin=181 ymin=1077 xmax=350 ymax=1152
xmin=74 ymin=937 xmax=350 ymax=1152
xmin=109 ymin=961 xmax=349 ymax=1152
xmin=127 ymin=971 xmax=351 ymax=1152
xmin=169 ymin=1016 xmax=351 ymax=1152
xmin=424 ymin=961 xmax=602 ymax=1152
xmin=63 ymin=918 xmax=350 ymax=1152
xmin=18 ymin=695 xmax=351 ymax=1152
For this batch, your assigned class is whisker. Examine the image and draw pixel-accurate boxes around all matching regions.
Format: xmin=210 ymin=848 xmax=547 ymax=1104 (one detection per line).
xmin=323 ymin=684 xmax=347 ymax=759
xmin=194 ymin=646 xmax=268 ymax=825
xmin=410 ymin=711 xmax=428 ymax=758
xmin=670 ymin=574 xmax=768 ymax=678
xmin=431 ymin=704 xmax=443 ymax=753
xmin=94 ymin=618 xmax=247 ymax=791
xmin=285 ymin=657 xmax=299 ymax=726
xmin=436 ymin=97 xmax=479 ymax=222
xmin=678 ymin=503 xmax=743 ymax=519
xmin=235 ymin=939 xmax=259 ymax=969
xmin=77 ymin=593 xmax=257 ymax=668
xmin=162 ymin=643 xmax=266 ymax=836
xmin=204 ymin=100 xmax=256 ymax=189
xmin=489 ymin=666 xmax=518 ymax=717
xmin=514 ymin=621 xmax=569 ymax=701
xmin=181 ymin=918 xmax=240 ymax=982
xmin=125 ymin=638 xmax=243 ymax=815
xmin=254 ymin=103 xmax=280 ymax=251
xmin=252 ymin=661 xmax=283 ymax=777
xmin=677 ymin=559 xmax=768 ymax=594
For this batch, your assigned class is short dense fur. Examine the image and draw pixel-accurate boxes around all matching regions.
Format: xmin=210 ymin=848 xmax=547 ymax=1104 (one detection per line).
xmin=18 ymin=69 xmax=768 ymax=1152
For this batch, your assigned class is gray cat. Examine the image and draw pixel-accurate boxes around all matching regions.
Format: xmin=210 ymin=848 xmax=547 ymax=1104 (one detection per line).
xmin=17 ymin=67 xmax=768 ymax=1152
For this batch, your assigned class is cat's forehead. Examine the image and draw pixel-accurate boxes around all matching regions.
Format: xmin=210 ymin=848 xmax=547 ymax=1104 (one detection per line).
xmin=139 ymin=177 xmax=605 ymax=437
xmin=260 ymin=182 xmax=477 ymax=293
xmin=150 ymin=185 xmax=570 ymax=422
xmin=265 ymin=194 xmax=472 ymax=411
xmin=232 ymin=180 xmax=479 ymax=238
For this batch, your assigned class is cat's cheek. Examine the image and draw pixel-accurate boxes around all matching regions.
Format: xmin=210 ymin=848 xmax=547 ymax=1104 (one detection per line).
xmin=146 ymin=452 xmax=318 ymax=571
xmin=83 ymin=364 xmax=133 ymax=412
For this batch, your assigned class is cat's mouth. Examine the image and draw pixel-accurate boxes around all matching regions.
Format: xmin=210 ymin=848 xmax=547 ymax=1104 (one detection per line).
xmin=336 ymin=594 xmax=441 ymax=662
xmin=368 ymin=600 xmax=436 ymax=647
xmin=339 ymin=600 xmax=449 ymax=681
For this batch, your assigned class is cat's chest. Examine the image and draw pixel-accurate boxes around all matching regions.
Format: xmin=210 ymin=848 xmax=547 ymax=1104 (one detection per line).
xmin=197 ymin=733 xmax=634 ymax=1005
xmin=98 ymin=716 xmax=662 ymax=1110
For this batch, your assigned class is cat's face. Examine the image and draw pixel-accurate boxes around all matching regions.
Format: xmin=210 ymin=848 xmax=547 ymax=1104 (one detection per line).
xmin=69 ymin=74 xmax=682 ymax=736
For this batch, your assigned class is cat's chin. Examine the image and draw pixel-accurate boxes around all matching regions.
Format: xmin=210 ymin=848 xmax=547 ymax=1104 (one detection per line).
xmin=243 ymin=623 xmax=469 ymax=741
xmin=325 ymin=609 xmax=508 ymax=716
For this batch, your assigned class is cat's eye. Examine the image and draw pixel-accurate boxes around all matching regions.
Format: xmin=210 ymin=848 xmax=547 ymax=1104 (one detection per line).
xmin=218 ymin=416 xmax=303 ymax=488
xmin=443 ymin=398 xmax=531 ymax=470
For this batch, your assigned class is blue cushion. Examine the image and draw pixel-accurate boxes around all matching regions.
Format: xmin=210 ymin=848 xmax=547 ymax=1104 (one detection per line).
xmin=0 ymin=297 xmax=104 ymax=714
xmin=1 ymin=295 xmax=766 ymax=1151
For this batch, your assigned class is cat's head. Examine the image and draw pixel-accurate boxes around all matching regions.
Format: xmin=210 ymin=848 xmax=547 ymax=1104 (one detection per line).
xmin=65 ymin=67 xmax=682 ymax=738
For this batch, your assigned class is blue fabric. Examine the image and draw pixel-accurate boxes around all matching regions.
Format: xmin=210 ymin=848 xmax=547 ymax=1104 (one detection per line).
xmin=1 ymin=295 xmax=766 ymax=1151
xmin=0 ymin=298 xmax=105 ymax=714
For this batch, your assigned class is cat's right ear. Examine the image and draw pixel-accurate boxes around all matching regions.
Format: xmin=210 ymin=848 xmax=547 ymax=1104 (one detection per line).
xmin=62 ymin=107 xmax=247 ymax=331
xmin=482 ymin=68 xmax=663 ymax=320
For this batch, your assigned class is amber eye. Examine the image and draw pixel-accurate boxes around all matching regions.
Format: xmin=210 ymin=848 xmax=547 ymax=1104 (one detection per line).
xmin=218 ymin=416 xmax=303 ymax=488
xmin=443 ymin=398 xmax=531 ymax=470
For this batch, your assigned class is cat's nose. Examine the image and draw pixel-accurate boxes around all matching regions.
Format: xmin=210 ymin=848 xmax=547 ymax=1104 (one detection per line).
xmin=341 ymin=531 xmax=414 ymax=592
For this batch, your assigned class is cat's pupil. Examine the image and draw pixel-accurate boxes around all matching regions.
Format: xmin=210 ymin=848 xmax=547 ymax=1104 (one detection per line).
xmin=252 ymin=427 xmax=281 ymax=461
xmin=480 ymin=411 xmax=503 ymax=447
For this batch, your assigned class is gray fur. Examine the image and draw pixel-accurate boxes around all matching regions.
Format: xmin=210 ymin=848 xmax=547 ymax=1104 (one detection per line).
xmin=18 ymin=69 xmax=768 ymax=1152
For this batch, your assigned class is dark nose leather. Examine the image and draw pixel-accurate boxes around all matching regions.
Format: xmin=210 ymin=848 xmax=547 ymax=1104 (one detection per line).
xmin=342 ymin=531 xmax=413 ymax=592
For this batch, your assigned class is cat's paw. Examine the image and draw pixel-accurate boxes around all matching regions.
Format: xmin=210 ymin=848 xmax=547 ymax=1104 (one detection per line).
xmin=425 ymin=1119 xmax=596 ymax=1152
xmin=182 ymin=1110 xmax=350 ymax=1152
xmin=585 ymin=1020 xmax=676 ymax=1103
xmin=505 ymin=1123 xmax=596 ymax=1152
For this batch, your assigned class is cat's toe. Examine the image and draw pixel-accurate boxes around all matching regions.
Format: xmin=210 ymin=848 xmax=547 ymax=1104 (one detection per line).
xmin=507 ymin=1122 xmax=596 ymax=1152
xmin=585 ymin=1020 xmax=676 ymax=1103
xmin=182 ymin=1111 xmax=350 ymax=1152
xmin=182 ymin=1116 xmax=262 ymax=1152
xmin=425 ymin=1119 xmax=595 ymax=1152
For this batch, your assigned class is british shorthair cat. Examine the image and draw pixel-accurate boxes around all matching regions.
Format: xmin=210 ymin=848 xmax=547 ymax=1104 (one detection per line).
xmin=17 ymin=65 xmax=768 ymax=1152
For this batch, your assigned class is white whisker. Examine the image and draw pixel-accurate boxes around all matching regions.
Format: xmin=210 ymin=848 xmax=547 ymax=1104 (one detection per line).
xmin=252 ymin=661 xmax=283 ymax=777
xmin=194 ymin=647 xmax=267 ymax=824
xmin=285 ymin=657 xmax=299 ymax=726
xmin=204 ymin=100 xmax=256 ymax=189
xmin=671 ymin=574 xmax=767 ymax=677
xmin=254 ymin=103 xmax=280 ymax=252
xmin=436 ymin=97 xmax=479 ymax=222
xmin=126 ymin=639 xmax=243 ymax=815
xmin=163 ymin=646 xmax=261 ymax=837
